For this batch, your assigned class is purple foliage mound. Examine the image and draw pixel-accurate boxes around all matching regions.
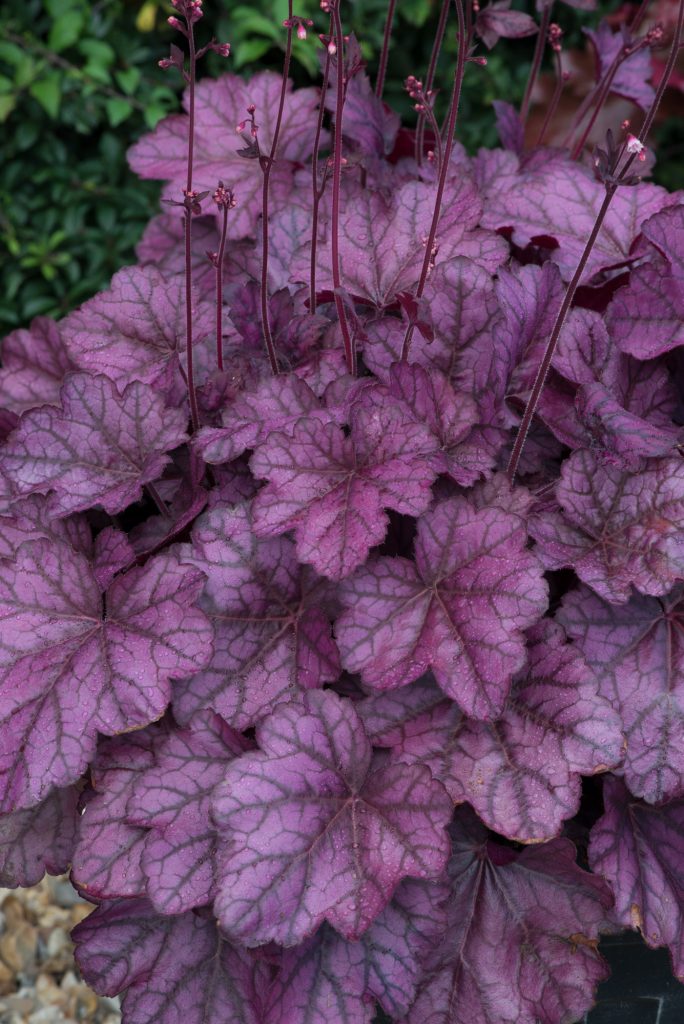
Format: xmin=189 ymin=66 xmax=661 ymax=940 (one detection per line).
xmin=1 ymin=0 xmax=684 ymax=1021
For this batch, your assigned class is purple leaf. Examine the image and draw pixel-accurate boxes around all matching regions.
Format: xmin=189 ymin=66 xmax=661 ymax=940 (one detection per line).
xmin=73 ymin=899 xmax=270 ymax=1024
xmin=336 ymin=496 xmax=547 ymax=719
xmin=300 ymin=179 xmax=506 ymax=309
xmin=266 ymin=879 xmax=447 ymax=1022
xmin=128 ymin=72 xmax=321 ymax=240
xmin=493 ymin=100 xmax=524 ymax=153
xmin=127 ymin=711 xmax=249 ymax=914
xmin=437 ymin=620 xmax=622 ymax=841
xmin=0 ymin=373 xmax=188 ymax=516
xmin=174 ymin=503 xmax=340 ymax=729
xmin=326 ymin=67 xmax=400 ymax=157
xmin=92 ymin=527 xmax=136 ymax=589
xmin=0 ymin=541 xmax=212 ymax=811
xmin=0 ymin=494 xmax=92 ymax=561
xmin=607 ymin=204 xmax=684 ymax=359
xmin=585 ymin=22 xmax=655 ymax=111
xmin=212 ymin=689 xmax=452 ymax=946
xmin=559 ymin=585 xmax=684 ymax=803
xmin=361 ymin=621 xmax=623 ymax=842
xmin=407 ymin=808 xmax=612 ymax=1024
xmin=250 ymin=390 xmax=440 ymax=580
xmin=480 ymin=156 xmax=670 ymax=282
xmin=476 ymin=1 xmax=538 ymax=49
xmin=71 ymin=729 xmax=157 ymax=901
xmin=530 ymin=451 xmax=684 ymax=603
xmin=0 ymin=786 xmax=79 ymax=886
xmin=575 ymin=381 xmax=681 ymax=464
xmin=386 ymin=363 xmax=479 ymax=485
xmin=0 ymin=317 xmax=75 ymax=419
xmin=589 ymin=776 xmax=684 ymax=978
xmin=62 ymin=265 xmax=214 ymax=391
xmin=195 ymin=373 xmax=331 ymax=466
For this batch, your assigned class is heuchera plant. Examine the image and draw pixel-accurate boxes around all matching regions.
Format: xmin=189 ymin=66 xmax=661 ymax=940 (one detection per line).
xmin=1 ymin=0 xmax=684 ymax=1021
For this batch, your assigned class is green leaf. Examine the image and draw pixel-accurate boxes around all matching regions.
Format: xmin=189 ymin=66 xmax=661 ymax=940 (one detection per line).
xmin=77 ymin=39 xmax=116 ymax=65
xmin=0 ymin=41 xmax=27 ymax=67
xmin=233 ymin=38 xmax=273 ymax=69
xmin=29 ymin=72 xmax=62 ymax=118
xmin=13 ymin=55 xmax=38 ymax=89
xmin=114 ymin=67 xmax=141 ymax=95
xmin=400 ymin=0 xmax=432 ymax=27
xmin=48 ymin=10 xmax=86 ymax=52
xmin=0 ymin=93 xmax=16 ymax=121
xmin=143 ymin=104 xmax=168 ymax=129
xmin=105 ymin=97 xmax=133 ymax=126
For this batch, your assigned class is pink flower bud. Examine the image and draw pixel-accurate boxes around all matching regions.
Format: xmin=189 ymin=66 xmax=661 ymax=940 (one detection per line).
xmin=327 ymin=41 xmax=336 ymax=55
xmin=297 ymin=23 xmax=307 ymax=40
xmin=158 ymin=58 xmax=174 ymax=69
xmin=626 ymin=134 xmax=646 ymax=161
xmin=236 ymin=121 xmax=246 ymax=133
xmin=247 ymin=104 xmax=256 ymax=114
xmin=214 ymin=42 xmax=231 ymax=57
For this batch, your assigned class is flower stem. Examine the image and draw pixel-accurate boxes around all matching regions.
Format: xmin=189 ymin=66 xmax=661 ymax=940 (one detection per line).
xmin=184 ymin=18 xmax=200 ymax=432
xmin=375 ymin=0 xmax=396 ymax=99
xmin=415 ymin=0 xmax=450 ymax=165
xmin=536 ymin=48 xmax=564 ymax=146
xmin=519 ymin=0 xmax=552 ymax=127
xmin=310 ymin=32 xmax=332 ymax=313
xmin=330 ymin=0 xmax=355 ymax=374
xmin=259 ymin=2 xmax=294 ymax=376
xmin=215 ymin=201 xmax=228 ymax=372
xmin=401 ymin=0 xmax=468 ymax=362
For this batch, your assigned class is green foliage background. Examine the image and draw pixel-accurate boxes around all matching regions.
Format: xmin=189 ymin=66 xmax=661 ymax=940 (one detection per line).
xmin=1 ymin=0 xmax=681 ymax=330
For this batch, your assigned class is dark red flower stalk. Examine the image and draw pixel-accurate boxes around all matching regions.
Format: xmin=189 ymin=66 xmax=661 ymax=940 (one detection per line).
xmin=325 ymin=0 xmax=355 ymax=374
xmin=211 ymin=182 xmax=236 ymax=372
xmin=519 ymin=0 xmax=553 ymax=126
xmin=401 ymin=0 xmax=470 ymax=362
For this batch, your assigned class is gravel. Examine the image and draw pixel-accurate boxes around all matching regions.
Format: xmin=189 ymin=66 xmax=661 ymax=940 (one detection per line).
xmin=0 ymin=877 xmax=121 ymax=1024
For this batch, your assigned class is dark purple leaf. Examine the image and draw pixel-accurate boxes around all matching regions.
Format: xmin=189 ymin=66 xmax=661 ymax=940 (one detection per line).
xmin=607 ymin=204 xmax=684 ymax=359
xmin=174 ymin=502 xmax=340 ymax=729
xmin=336 ymin=496 xmax=547 ymax=719
xmin=406 ymin=808 xmax=612 ymax=1024
xmin=480 ymin=156 xmax=670 ymax=282
xmin=195 ymin=373 xmax=331 ymax=466
xmin=299 ymin=179 xmax=507 ymax=309
xmin=266 ymin=877 xmax=447 ymax=1023
xmin=212 ymin=689 xmax=452 ymax=946
xmin=0 ymin=541 xmax=212 ymax=811
xmin=128 ymin=711 xmax=250 ymax=913
xmin=476 ymin=1 xmax=538 ymax=50
xmin=73 ymin=899 xmax=270 ymax=1023
xmin=250 ymin=389 xmax=440 ymax=580
xmin=559 ymin=584 xmax=684 ymax=803
xmin=0 ymin=786 xmax=79 ymax=886
xmin=0 ymin=317 xmax=75 ymax=419
xmin=530 ymin=451 xmax=684 ymax=603
xmin=128 ymin=72 xmax=321 ymax=240
xmin=585 ymin=22 xmax=655 ymax=111
xmin=360 ymin=620 xmax=622 ymax=842
xmin=326 ymin=67 xmax=400 ymax=157
xmin=62 ymin=265 xmax=214 ymax=391
xmin=589 ymin=776 xmax=684 ymax=978
xmin=0 ymin=374 xmax=188 ymax=516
